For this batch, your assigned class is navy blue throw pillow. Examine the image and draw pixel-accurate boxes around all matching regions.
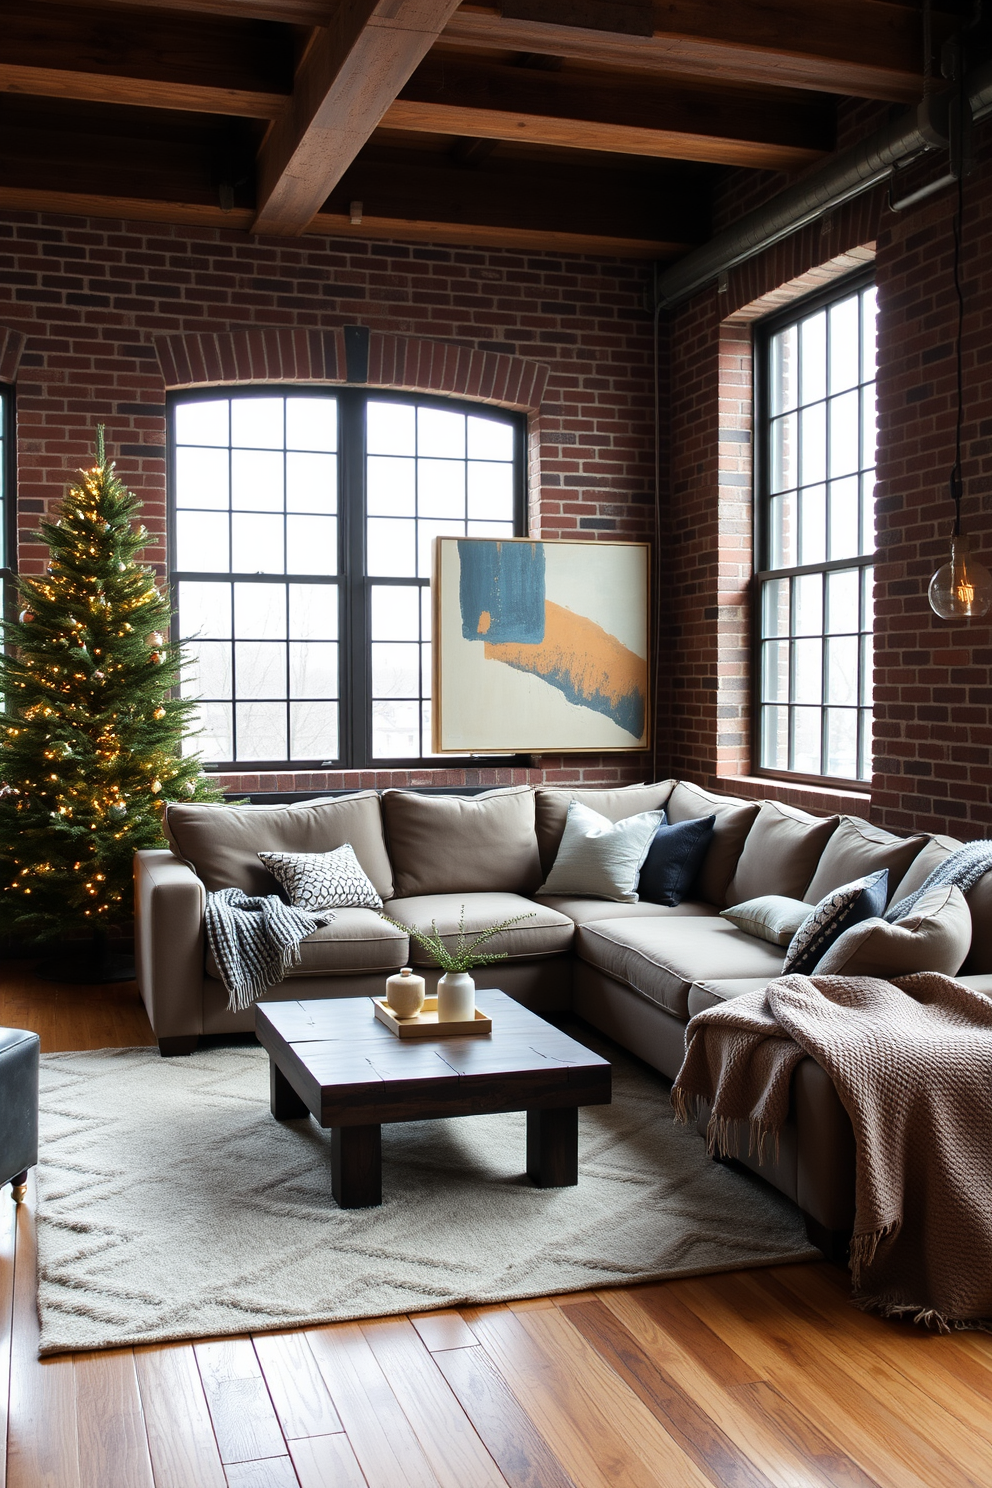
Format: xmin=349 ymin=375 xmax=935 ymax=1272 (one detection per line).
xmin=783 ymin=868 xmax=889 ymax=975
xmin=637 ymin=814 xmax=716 ymax=907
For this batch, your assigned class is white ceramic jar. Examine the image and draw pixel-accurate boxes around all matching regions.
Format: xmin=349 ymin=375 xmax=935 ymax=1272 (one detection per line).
xmin=436 ymin=970 xmax=476 ymax=1023
xmin=384 ymin=967 xmax=426 ymax=1019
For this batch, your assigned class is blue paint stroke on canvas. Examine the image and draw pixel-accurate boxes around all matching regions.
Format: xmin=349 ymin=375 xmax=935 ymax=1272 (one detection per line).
xmin=458 ymin=539 xmax=546 ymax=643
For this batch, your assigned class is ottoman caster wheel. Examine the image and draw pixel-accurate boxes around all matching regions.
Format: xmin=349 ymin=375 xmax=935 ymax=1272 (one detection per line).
xmin=10 ymin=1170 xmax=28 ymax=1205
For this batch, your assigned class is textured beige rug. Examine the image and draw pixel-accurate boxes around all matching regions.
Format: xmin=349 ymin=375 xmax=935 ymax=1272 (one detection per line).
xmin=35 ymin=1029 xmax=816 ymax=1355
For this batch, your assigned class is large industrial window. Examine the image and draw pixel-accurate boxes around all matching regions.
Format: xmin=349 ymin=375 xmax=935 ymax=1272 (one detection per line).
xmin=755 ymin=274 xmax=877 ymax=785
xmin=169 ymin=388 xmax=524 ymax=769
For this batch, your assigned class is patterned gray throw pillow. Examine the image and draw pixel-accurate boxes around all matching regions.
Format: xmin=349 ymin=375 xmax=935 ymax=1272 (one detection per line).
xmin=258 ymin=843 xmax=383 ymax=911
xmin=782 ymin=868 xmax=889 ymax=975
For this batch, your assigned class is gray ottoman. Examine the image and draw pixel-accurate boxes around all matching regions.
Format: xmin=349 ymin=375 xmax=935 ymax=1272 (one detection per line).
xmin=0 ymin=1027 xmax=40 ymax=1204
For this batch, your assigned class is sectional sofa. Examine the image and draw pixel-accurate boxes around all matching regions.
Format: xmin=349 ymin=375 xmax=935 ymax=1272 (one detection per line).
xmin=134 ymin=780 xmax=992 ymax=1253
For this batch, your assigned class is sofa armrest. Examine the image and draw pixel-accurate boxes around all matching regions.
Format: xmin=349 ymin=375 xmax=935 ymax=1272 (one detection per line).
xmin=134 ymin=849 xmax=206 ymax=1039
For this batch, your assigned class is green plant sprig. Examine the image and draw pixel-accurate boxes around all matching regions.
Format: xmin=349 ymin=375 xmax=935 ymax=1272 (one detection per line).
xmin=379 ymin=903 xmax=536 ymax=974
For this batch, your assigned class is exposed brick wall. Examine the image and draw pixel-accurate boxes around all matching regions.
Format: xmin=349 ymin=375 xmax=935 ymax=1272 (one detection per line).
xmin=0 ymin=212 xmax=656 ymax=792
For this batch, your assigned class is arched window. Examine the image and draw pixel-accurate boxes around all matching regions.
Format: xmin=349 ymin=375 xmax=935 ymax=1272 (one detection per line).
xmin=168 ymin=387 xmax=525 ymax=768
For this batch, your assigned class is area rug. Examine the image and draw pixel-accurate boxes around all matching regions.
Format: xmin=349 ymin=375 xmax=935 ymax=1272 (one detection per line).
xmin=35 ymin=1029 xmax=817 ymax=1355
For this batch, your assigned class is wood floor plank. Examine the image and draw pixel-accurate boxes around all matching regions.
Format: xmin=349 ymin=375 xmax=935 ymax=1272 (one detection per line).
xmin=224 ymin=1457 xmax=300 ymax=1488
xmin=134 ymin=1342 xmax=227 ymax=1488
xmin=410 ymin=1310 xmax=478 ymax=1353
xmin=558 ymin=1294 xmax=776 ymax=1488
xmin=600 ymin=1285 xmax=880 ymax=1488
xmin=466 ymin=1297 xmax=711 ymax=1488
xmin=360 ymin=1316 xmax=509 ymax=1488
xmin=290 ymin=1432 xmax=370 ymax=1488
xmin=433 ymin=1343 xmax=578 ymax=1488
xmin=6 ymin=1174 xmax=81 ymax=1488
xmin=611 ymin=1281 xmax=765 ymax=1388
xmin=73 ymin=1348 xmax=155 ymax=1488
xmin=253 ymin=1331 xmax=343 ymax=1441
xmin=306 ymin=1322 xmax=444 ymax=1488
xmin=195 ymin=1339 xmax=287 ymax=1466
xmin=0 ymin=1193 xmax=16 ymax=1488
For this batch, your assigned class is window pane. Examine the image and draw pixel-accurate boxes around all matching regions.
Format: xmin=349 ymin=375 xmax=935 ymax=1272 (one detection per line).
xmin=421 ymin=585 xmax=432 ymax=642
xmin=467 ymin=520 xmax=514 ymax=540
xmin=367 ymin=518 xmax=416 ymax=576
xmin=761 ymin=640 xmax=789 ymax=702
xmin=860 ymin=633 xmax=873 ymax=705
xmin=792 ymin=707 xmax=821 ymax=775
xmin=770 ymin=412 xmax=796 ymax=494
xmin=467 ymin=415 xmax=513 ymax=460
xmin=372 ymin=699 xmax=420 ymax=758
xmin=828 ymin=388 xmax=859 ymax=479
xmin=861 ymin=389 xmax=877 ymax=469
xmin=828 ymin=294 xmax=860 ymax=394
xmin=859 ymin=709 xmax=873 ymax=782
xmin=367 ymin=401 xmax=415 ymax=455
xmin=234 ymin=583 xmax=286 ymax=640
xmin=290 ymin=701 xmax=338 ymax=760
xmin=175 ymin=399 xmax=228 ymax=446
xmin=418 ymin=459 xmax=465 ymax=518
xmin=468 ymin=462 xmax=514 ymax=521
xmin=799 ymin=311 xmax=826 ymax=402
xmin=290 ymin=583 xmax=337 ymax=641
xmin=828 ymin=476 xmax=859 ymax=560
xmin=417 ymin=518 xmax=463 ymax=577
xmin=418 ymin=406 xmax=465 ymax=458
xmin=371 ymin=585 xmax=420 ymax=641
xmin=798 ymin=484 xmax=825 ymax=566
xmin=769 ymin=325 xmax=798 ymax=415
xmin=761 ymin=705 xmax=788 ymax=769
xmin=231 ymin=397 xmax=283 ymax=449
xmin=187 ymin=701 xmax=232 ymax=761
xmin=175 ymin=447 xmax=228 ymax=509
xmin=234 ymin=641 xmax=285 ymax=699
xmin=824 ymin=708 xmax=858 ymax=779
xmin=231 ymin=449 xmax=283 ymax=511
xmin=289 ymin=642 xmax=337 ymax=698
xmin=179 ymin=581 xmax=231 ymax=638
xmin=826 ymin=569 xmax=859 ymax=633
xmin=372 ymin=642 xmax=420 ymax=698
xmin=367 ymin=455 xmax=415 ymax=516
xmin=177 ymin=510 xmax=229 ymax=572
xmin=287 ymin=515 xmax=336 ymax=575
xmin=235 ymin=701 xmax=286 ymax=760
xmin=826 ymin=635 xmax=858 ymax=704
xmin=286 ymin=452 xmax=336 ymax=513
xmin=793 ymin=575 xmax=822 ymax=636
xmin=184 ymin=641 xmax=232 ymax=698
xmin=861 ymin=473 xmax=876 ymax=555
xmin=800 ymin=402 xmax=825 ymax=485
xmin=861 ymin=565 xmax=874 ymax=627
xmin=762 ymin=578 xmax=789 ymax=637
xmin=232 ymin=513 xmax=283 ymax=573
xmin=793 ymin=637 xmax=822 ymax=704
xmin=768 ymin=492 xmax=797 ymax=568
xmin=861 ymin=286 xmax=878 ymax=383
xmin=286 ymin=397 xmax=336 ymax=452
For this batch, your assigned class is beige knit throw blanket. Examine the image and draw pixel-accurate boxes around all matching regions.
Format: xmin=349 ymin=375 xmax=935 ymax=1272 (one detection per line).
xmin=672 ymin=971 xmax=992 ymax=1330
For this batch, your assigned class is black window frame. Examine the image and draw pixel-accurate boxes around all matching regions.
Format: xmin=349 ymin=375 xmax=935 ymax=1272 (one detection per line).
xmin=752 ymin=268 xmax=877 ymax=790
xmin=167 ymin=384 xmax=528 ymax=772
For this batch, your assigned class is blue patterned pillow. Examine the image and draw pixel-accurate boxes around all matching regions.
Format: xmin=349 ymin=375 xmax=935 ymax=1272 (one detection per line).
xmin=783 ymin=869 xmax=889 ymax=975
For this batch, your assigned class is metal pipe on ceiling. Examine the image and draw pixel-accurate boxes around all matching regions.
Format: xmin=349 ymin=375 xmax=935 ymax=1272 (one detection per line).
xmin=654 ymin=57 xmax=992 ymax=310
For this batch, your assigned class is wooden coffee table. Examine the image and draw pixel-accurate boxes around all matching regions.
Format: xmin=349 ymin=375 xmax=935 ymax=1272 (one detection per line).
xmin=255 ymin=990 xmax=611 ymax=1208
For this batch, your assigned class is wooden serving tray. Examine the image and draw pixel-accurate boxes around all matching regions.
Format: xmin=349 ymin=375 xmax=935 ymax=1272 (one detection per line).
xmin=373 ymin=996 xmax=492 ymax=1039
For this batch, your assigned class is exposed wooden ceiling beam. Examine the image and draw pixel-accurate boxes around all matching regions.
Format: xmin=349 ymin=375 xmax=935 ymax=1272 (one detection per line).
xmin=49 ymin=0 xmax=335 ymax=24
xmin=444 ymin=0 xmax=951 ymax=103
xmin=384 ymin=54 xmax=833 ymax=170
xmin=0 ymin=3 xmax=294 ymax=119
xmin=253 ymin=0 xmax=464 ymax=235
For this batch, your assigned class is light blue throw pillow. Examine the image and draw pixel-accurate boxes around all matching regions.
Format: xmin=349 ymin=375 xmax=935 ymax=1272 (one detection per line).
xmin=539 ymin=801 xmax=665 ymax=902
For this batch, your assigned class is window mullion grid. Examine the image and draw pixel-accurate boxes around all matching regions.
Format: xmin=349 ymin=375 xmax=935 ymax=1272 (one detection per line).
xmin=341 ymin=391 xmax=368 ymax=770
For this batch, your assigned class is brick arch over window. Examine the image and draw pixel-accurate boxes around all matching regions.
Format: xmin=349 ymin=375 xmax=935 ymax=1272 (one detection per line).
xmin=0 ymin=327 xmax=26 ymax=383
xmin=153 ymin=328 xmax=549 ymax=413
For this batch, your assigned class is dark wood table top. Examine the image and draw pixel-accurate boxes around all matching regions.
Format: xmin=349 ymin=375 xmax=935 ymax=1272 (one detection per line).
xmin=255 ymin=990 xmax=611 ymax=1128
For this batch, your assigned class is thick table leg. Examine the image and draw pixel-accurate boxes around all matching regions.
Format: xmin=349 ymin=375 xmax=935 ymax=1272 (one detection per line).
xmin=526 ymin=1106 xmax=578 ymax=1187
xmin=331 ymin=1125 xmax=382 ymax=1209
xmin=270 ymin=1059 xmax=309 ymax=1120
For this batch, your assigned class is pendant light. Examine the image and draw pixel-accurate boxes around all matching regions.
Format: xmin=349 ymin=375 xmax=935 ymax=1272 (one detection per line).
xmin=928 ymin=87 xmax=992 ymax=620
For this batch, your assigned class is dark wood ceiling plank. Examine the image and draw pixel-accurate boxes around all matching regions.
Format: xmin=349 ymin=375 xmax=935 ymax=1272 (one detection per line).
xmin=443 ymin=0 xmax=953 ymax=103
xmin=253 ymin=0 xmax=464 ymax=235
xmin=47 ymin=0 xmax=335 ymax=25
xmin=0 ymin=64 xmax=288 ymax=119
xmin=384 ymin=54 xmax=832 ymax=170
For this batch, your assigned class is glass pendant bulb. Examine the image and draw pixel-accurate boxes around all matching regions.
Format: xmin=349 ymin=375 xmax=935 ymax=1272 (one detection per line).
xmin=928 ymin=532 xmax=992 ymax=619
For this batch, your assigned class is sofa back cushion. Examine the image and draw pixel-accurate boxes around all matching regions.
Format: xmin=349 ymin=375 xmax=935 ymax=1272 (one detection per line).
xmin=803 ymin=817 xmax=926 ymax=909
xmin=534 ymin=782 xmax=675 ymax=876
xmin=887 ymin=834 xmax=962 ymax=905
xmin=665 ymin=782 xmax=760 ymax=907
xmin=382 ymin=786 xmax=541 ymax=897
xmin=163 ymin=792 xmax=393 ymax=898
xmin=726 ymin=801 xmax=838 ymax=905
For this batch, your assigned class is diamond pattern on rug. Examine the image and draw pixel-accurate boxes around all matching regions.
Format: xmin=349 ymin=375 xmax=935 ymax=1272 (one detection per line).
xmin=35 ymin=1032 xmax=816 ymax=1354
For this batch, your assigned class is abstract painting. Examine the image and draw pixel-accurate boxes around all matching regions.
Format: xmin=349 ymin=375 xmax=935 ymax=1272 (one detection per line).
xmin=432 ymin=537 xmax=649 ymax=752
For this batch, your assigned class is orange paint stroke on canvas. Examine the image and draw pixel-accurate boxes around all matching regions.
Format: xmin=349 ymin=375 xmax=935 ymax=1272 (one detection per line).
xmin=483 ymin=600 xmax=646 ymax=737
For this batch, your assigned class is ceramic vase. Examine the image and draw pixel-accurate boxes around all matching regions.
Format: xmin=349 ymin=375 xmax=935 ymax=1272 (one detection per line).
xmin=384 ymin=967 xmax=426 ymax=1019
xmin=436 ymin=970 xmax=476 ymax=1022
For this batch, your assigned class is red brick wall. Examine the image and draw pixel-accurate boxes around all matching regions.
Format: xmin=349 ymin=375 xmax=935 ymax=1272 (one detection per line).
xmin=0 ymin=212 xmax=656 ymax=792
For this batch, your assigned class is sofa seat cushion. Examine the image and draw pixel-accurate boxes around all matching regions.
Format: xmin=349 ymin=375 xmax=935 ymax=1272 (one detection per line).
xmin=536 ymin=895 xmax=718 ymax=927
xmin=688 ymin=977 xmax=776 ymax=1016
xmin=575 ymin=917 xmax=786 ymax=1021
xmin=205 ymin=908 xmax=408 ymax=980
xmin=383 ymin=892 xmax=574 ymax=965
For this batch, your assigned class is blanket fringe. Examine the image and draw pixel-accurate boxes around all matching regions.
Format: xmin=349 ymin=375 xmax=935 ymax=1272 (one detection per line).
xmin=852 ymin=1292 xmax=992 ymax=1335
xmin=849 ymin=1221 xmax=899 ymax=1287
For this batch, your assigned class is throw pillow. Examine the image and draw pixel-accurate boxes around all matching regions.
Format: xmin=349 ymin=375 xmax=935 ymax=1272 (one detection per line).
xmin=638 ymin=815 xmax=715 ymax=907
xmin=813 ymin=883 xmax=972 ymax=978
xmin=539 ymin=801 xmax=665 ymax=903
xmin=720 ymin=894 xmax=812 ymax=946
xmin=258 ymin=844 xmax=383 ymax=911
xmin=782 ymin=869 xmax=889 ymax=975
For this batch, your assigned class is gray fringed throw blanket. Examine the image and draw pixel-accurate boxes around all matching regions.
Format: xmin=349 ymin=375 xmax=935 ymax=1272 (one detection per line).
xmin=886 ymin=839 xmax=992 ymax=921
xmin=204 ymin=888 xmax=335 ymax=1012
xmin=672 ymin=971 xmax=992 ymax=1331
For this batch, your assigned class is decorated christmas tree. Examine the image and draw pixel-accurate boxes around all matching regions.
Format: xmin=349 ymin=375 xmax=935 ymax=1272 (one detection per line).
xmin=0 ymin=430 xmax=220 ymax=957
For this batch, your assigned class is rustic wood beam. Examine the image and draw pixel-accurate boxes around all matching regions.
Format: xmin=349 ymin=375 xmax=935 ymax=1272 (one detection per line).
xmin=384 ymin=54 xmax=833 ymax=170
xmin=50 ymin=0 xmax=335 ymax=24
xmin=444 ymin=0 xmax=954 ymax=104
xmin=253 ymin=0 xmax=464 ymax=236
xmin=0 ymin=4 xmax=294 ymax=119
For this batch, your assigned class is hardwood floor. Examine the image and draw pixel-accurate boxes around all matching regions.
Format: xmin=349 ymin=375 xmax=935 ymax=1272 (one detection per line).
xmin=4 ymin=960 xmax=992 ymax=1488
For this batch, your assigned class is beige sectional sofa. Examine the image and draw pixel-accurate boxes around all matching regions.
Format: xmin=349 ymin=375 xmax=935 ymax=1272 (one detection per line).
xmin=134 ymin=779 xmax=992 ymax=1255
